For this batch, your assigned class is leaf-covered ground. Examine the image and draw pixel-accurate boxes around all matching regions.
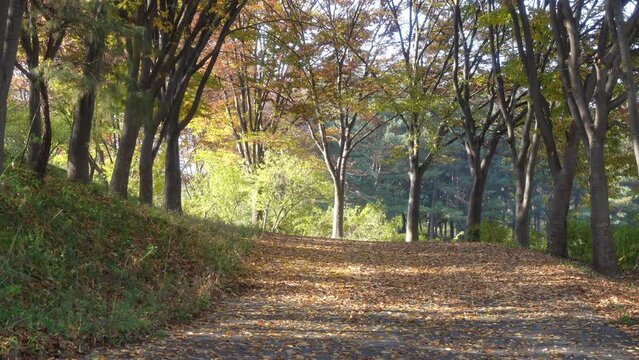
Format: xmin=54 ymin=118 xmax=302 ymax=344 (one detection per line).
xmin=90 ymin=234 xmax=639 ymax=359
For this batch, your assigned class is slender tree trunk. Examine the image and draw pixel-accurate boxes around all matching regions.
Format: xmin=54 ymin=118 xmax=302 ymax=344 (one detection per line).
xmin=405 ymin=161 xmax=422 ymax=243
xmin=34 ymin=84 xmax=51 ymax=179
xmin=331 ymin=181 xmax=344 ymax=239
xmin=251 ymin=187 xmax=264 ymax=225
xmin=110 ymin=94 xmax=144 ymax=197
xmin=68 ymin=31 xmax=103 ymax=183
xmin=27 ymin=77 xmax=42 ymax=166
xmin=139 ymin=123 xmax=157 ymax=204
xmin=514 ymin=199 xmax=531 ymax=247
xmin=547 ymin=143 xmax=578 ymax=257
xmin=68 ymin=90 xmax=97 ymax=183
xmin=163 ymin=114 xmax=181 ymax=212
xmin=0 ymin=0 xmax=26 ymax=169
xmin=609 ymin=1 xmax=639 ymax=178
xmin=589 ymin=139 xmax=619 ymax=275
xmin=467 ymin=171 xmax=486 ymax=241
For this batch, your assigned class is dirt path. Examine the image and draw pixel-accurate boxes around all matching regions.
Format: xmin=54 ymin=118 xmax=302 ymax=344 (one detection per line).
xmin=91 ymin=234 xmax=639 ymax=359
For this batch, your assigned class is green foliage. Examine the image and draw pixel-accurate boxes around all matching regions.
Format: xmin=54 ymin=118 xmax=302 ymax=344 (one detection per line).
xmin=291 ymin=203 xmax=401 ymax=241
xmin=254 ymin=151 xmax=332 ymax=232
xmin=568 ymin=219 xmax=639 ymax=270
xmin=344 ymin=203 xmax=402 ymax=241
xmin=0 ymin=166 xmax=255 ymax=358
xmin=479 ymin=221 xmax=514 ymax=245
xmin=185 ymin=151 xmax=252 ymax=224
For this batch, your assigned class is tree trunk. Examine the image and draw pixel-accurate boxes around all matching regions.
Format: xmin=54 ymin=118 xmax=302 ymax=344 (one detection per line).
xmin=589 ymin=140 xmax=619 ymax=275
xmin=514 ymin=199 xmax=531 ymax=247
xmin=0 ymin=0 xmax=26 ymax=169
xmin=110 ymin=94 xmax=144 ymax=197
xmin=331 ymin=182 xmax=344 ymax=239
xmin=467 ymin=173 xmax=485 ymax=241
xmin=138 ymin=124 xmax=157 ymax=204
xmin=405 ymin=165 xmax=422 ymax=243
xmin=34 ymin=84 xmax=52 ymax=179
xmin=251 ymin=187 xmax=264 ymax=225
xmin=163 ymin=114 xmax=181 ymax=212
xmin=331 ymin=185 xmax=344 ymax=239
xmin=546 ymin=151 xmax=577 ymax=257
xmin=609 ymin=1 xmax=639 ymax=178
xmin=27 ymin=76 xmax=42 ymax=167
xmin=68 ymin=90 xmax=97 ymax=183
xmin=68 ymin=30 xmax=103 ymax=183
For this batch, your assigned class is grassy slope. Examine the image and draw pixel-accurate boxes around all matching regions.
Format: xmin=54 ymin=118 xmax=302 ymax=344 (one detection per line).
xmin=0 ymin=166 xmax=255 ymax=358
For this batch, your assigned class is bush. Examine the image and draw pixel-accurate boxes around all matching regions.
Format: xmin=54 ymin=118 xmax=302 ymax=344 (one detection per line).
xmin=568 ymin=219 xmax=639 ymax=270
xmin=0 ymin=166 xmax=255 ymax=358
xmin=291 ymin=203 xmax=401 ymax=241
xmin=344 ymin=202 xmax=402 ymax=241
xmin=479 ymin=221 xmax=514 ymax=245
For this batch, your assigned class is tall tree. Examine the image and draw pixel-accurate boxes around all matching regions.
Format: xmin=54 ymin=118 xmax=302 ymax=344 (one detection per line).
xmin=218 ymin=4 xmax=288 ymax=223
xmin=506 ymin=0 xmax=581 ymax=258
xmin=160 ymin=0 xmax=247 ymax=211
xmin=67 ymin=0 xmax=107 ymax=183
xmin=607 ymin=0 xmax=639 ymax=178
xmin=280 ymin=0 xmax=388 ymax=238
xmin=109 ymin=0 xmax=156 ymax=198
xmin=0 ymin=0 xmax=27 ymax=170
xmin=486 ymin=1 xmax=540 ymax=247
xmin=451 ymin=0 xmax=503 ymax=241
xmin=18 ymin=0 xmax=69 ymax=178
xmin=381 ymin=0 xmax=455 ymax=243
xmin=547 ymin=0 xmax=637 ymax=275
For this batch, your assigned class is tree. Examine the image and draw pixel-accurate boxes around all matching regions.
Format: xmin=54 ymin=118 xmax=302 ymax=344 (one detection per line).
xmin=67 ymin=0 xmax=108 ymax=183
xmin=279 ymin=0 xmax=388 ymax=238
xmin=18 ymin=0 xmax=70 ymax=178
xmin=451 ymin=0 xmax=503 ymax=241
xmin=607 ymin=0 xmax=639 ymax=179
xmin=506 ymin=0 xmax=581 ymax=257
xmin=0 ymin=0 xmax=27 ymax=170
xmin=486 ymin=0 xmax=540 ymax=247
xmin=160 ymin=0 xmax=247 ymax=211
xmin=381 ymin=0 xmax=455 ymax=243
xmin=546 ymin=0 xmax=637 ymax=275
xmin=217 ymin=4 xmax=288 ymax=223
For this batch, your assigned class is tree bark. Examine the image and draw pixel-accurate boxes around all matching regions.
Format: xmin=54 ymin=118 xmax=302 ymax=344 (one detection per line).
xmin=138 ymin=123 xmax=157 ymax=205
xmin=68 ymin=21 xmax=103 ymax=183
xmin=34 ymin=83 xmax=52 ymax=179
xmin=0 ymin=0 xmax=26 ymax=169
xmin=331 ymin=182 xmax=344 ymax=239
xmin=109 ymin=96 xmax=142 ymax=197
xmin=546 ymin=127 xmax=579 ymax=257
xmin=109 ymin=45 xmax=143 ymax=197
xmin=27 ymin=76 xmax=42 ymax=166
xmin=608 ymin=0 xmax=639 ymax=178
xmin=163 ymin=113 xmax=181 ymax=212
xmin=466 ymin=172 xmax=485 ymax=241
xmin=405 ymin=163 xmax=422 ymax=242
xmin=589 ymin=139 xmax=619 ymax=275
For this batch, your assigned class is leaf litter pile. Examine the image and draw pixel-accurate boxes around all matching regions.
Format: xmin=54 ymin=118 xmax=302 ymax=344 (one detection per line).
xmin=92 ymin=234 xmax=639 ymax=359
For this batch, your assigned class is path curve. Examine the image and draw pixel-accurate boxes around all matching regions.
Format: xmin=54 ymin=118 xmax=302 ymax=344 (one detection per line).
xmin=91 ymin=234 xmax=639 ymax=359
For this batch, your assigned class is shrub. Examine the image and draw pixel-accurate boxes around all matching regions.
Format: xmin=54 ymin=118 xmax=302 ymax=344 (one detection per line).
xmin=567 ymin=219 xmax=639 ymax=270
xmin=479 ymin=221 xmax=514 ymax=245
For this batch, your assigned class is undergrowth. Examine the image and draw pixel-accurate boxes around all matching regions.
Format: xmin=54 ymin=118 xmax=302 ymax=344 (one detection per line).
xmin=0 ymin=166 xmax=256 ymax=358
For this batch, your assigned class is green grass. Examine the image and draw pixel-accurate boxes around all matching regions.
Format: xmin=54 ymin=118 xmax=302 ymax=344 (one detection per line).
xmin=0 ymin=166 xmax=256 ymax=358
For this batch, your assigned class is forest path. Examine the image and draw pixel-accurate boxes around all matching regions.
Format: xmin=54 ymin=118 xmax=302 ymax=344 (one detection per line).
xmin=91 ymin=234 xmax=639 ymax=359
